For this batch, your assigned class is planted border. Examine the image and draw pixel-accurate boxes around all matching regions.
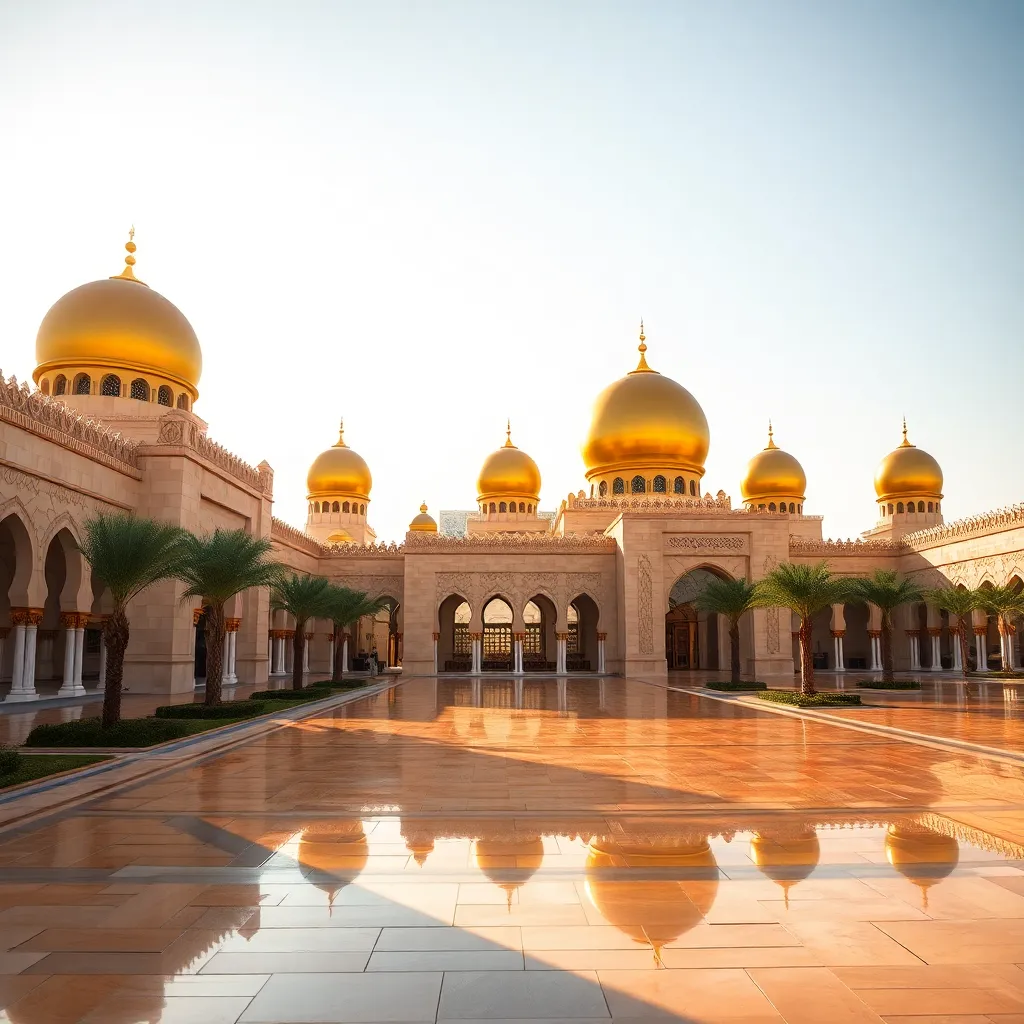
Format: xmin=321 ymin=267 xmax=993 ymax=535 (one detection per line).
xmin=704 ymin=681 xmax=767 ymax=692
xmin=0 ymin=753 xmax=111 ymax=791
xmin=756 ymin=689 xmax=862 ymax=708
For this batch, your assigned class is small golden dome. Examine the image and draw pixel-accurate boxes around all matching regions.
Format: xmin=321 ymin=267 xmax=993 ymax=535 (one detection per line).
xmin=741 ymin=424 xmax=807 ymax=503
xmin=307 ymin=420 xmax=372 ymax=500
xmin=477 ymin=423 xmax=541 ymax=502
xmin=409 ymin=502 xmax=437 ymax=532
xmin=582 ymin=325 xmax=710 ymax=479
xmin=33 ymin=230 xmax=202 ymax=395
xmin=874 ymin=420 xmax=943 ymax=500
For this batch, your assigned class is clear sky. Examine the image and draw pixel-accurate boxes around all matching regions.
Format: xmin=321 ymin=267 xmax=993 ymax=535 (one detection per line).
xmin=2 ymin=1 xmax=1022 ymax=543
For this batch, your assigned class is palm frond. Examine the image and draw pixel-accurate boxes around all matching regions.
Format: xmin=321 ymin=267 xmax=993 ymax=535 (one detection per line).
xmin=175 ymin=529 xmax=283 ymax=606
xmin=693 ymin=577 xmax=758 ymax=618
xmin=847 ymin=570 xmax=923 ymax=612
xmin=271 ymin=573 xmax=335 ymax=622
xmin=754 ymin=561 xmax=853 ymax=617
xmin=325 ymin=585 xmax=389 ymax=628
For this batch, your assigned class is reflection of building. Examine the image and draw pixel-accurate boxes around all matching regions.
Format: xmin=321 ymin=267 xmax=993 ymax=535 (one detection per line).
xmin=4 ymin=233 xmax=1024 ymax=697
xmin=885 ymin=823 xmax=960 ymax=908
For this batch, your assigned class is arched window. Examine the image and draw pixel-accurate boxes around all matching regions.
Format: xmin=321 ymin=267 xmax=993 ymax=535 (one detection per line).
xmin=758 ymin=503 xmax=766 ymax=510
xmin=39 ymin=378 xmax=51 ymax=395
xmin=176 ymin=393 xmax=189 ymax=410
xmin=788 ymin=502 xmax=795 ymax=513
xmin=129 ymin=378 xmax=149 ymax=401
xmin=101 ymin=374 xmax=121 ymax=397
xmin=674 ymin=476 xmax=684 ymax=494
xmin=897 ymin=501 xmax=905 ymax=514
xmin=599 ymin=480 xmax=608 ymax=497
xmin=797 ymin=504 xmax=803 ymax=513
xmin=917 ymin=501 xmax=925 ymax=512
xmin=499 ymin=502 xmax=507 ymax=513
xmin=927 ymin=501 xmax=933 ymax=512
xmin=341 ymin=501 xmax=349 ymax=513
xmin=527 ymin=503 xmax=533 ymax=512
xmin=887 ymin=503 xmax=894 ymax=515
xmin=489 ymin=502 xmax=496 ymax=513
xmin=518 ymin=502 xmax=525 ymax=513
xmin=54 ymin=374 xmax=67 ymax=396
xmin=768 ymin=502 xmax=777 ymax=512
xmin=359 ymin=503 xmax=365 ymax=514
xmin=73 ymin=373 xmax=91 ymax=395
xmin=935 ymin=502 xmax=940 ymax=512
xmin=329 ymin=501 xmax=337 ymax=512
xmin=157 ymin=385 xmax=172 ymax=406
xmin=631 ymin=475 xmax=646 ymax=494
xmin=613 ymin=477 xmax=624 ymax=494
xmin=313 ymin=501 xmax=320 ymax=513
xmin=507 ymin=497 xmax=515 ymax=510
xmin=653 ymin=475 xmax=666 ymax=493
xmin=689 ymin=480 xmax=696 ymax=496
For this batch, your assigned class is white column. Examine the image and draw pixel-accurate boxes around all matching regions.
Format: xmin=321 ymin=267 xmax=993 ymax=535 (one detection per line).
xmin=329 ymin=638 xmax=335 ymax=674
xmin=907 ymin=634 xmax=919 ymax=672
xmin=432 ymin=634 xmax=438 ymax=675
xmin=0 ymin=635 xmax=5 ymax=682
xmin=513 ymin=637 xmax=524 ymax=675
xmin=274 ymin=637 xmax=286 ymax=675
xmin=930 ymin=634 xmax=942 ymax=671
xmin=302 ymin=638 xmax=310 ymax=673
xmin=225 ymin=631 xmax=237 ymax=685
xmin=471 ymin=637 xmax=482 ymax=675
xmin=597 ymin=634 xmax=606 ymax=674
xmin=976 ymin=630 xmax=988 ymax=672
xmin=556 ymin=635 xmax=567 ymax=675
xmin=832 ymin=633 xmax=845 ymax=672
xmin=73 ymin=627 xmax=85 ymax=690
xmin=342 ymin=636 xmax=349 ymax=673
xmin=60 ymin=625 xmax=76 ymax=692
xmin=223 ymin=633 xmax=230 ymax=679
xmin=953 ymin=633 xmax=963 ymax=671
xmin=230 ymin=630 xmax=238 ymax=682
xmin=21 ymin=623 xmax=38 ymax=697
xmin=868 ymin=635 xmax=881 ymax=672
xmin=98 ymin=638 xmax=107 ymax=690
xmin=7 ymin=624 xmax=27 ymax=699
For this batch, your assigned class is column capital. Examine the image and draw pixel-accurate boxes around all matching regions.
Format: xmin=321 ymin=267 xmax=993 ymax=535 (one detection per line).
xmin=556 ymin=631 xmax=569 ymax=640
xmin=469 ymin=632 xmax=482 ymax=641
xmin=226 ymin=617 xmax=242 ymax=632
xmin=512 ymin=632 xmax=526 ymax=641
xmin=905 ymin=629 xmax=921 ymax=637
xmin=432 ymin=632 xmax=440 ymax=641
xmin=926 ymin=627 xmax=942 ymax=637
xmin=324 ymin=632 xmax=336 ymax=641
xmin=974 ymin=625 xmax=988 ymax=636
xmin=193 ymin=607 xmax=203 ymax=626
xmin=304 ymin=631 xmax=315 ymax=640
xmin=867 ymin=630 xmax=882 ymax=638
xmin=597 ymin=632 xmax=607 ymax=641
xmin=830 ymin=630 xmax=845 ymax=639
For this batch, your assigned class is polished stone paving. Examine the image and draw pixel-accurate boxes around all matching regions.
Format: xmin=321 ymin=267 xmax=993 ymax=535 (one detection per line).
xmin=3 ymin=676 xmax=1024 ymax=1021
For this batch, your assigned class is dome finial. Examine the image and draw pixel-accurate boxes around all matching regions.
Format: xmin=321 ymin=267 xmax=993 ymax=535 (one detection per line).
xmin=632 ymin=318 xmax=654 ymax=373
xmin=504 ymin=419 xmax=515 ymax=448
xmin=336 ymin=417 xmax=347 ymax=447
xmin=420 ymin=500 xmax=428 ymax=513
xmin=900 ymin=416 xmax=913 ymax=448
xmin=112 ymin=225 xmax=145 ymax=285
xmin=766 ymin=419 xmax=778 ymax=450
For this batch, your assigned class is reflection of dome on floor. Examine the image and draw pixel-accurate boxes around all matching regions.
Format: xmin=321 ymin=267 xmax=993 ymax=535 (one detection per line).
xmin=584 ymin=837 xmax=718 ymax=957
xmin=749 ymin=831 xmax=820 ymax=907
xmin=885 ymin=824 xmax=959 ymax=908
xmin=473 ymin=836 xmax=545 ymax=908
xmin=297 ymin=821 xmax=370 ymax=908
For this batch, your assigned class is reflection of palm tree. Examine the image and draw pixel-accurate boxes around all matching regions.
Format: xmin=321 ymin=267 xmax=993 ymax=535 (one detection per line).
xmin=584 ymin=835 xmax=718 ymax=965
xmin=885 ymin=824 xmax=959 ymax=909
xmin=749 ymin=829 xmax=821 ymax=908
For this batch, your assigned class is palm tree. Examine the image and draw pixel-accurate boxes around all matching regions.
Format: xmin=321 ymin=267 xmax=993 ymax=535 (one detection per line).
xmin=924 ymin=586 xmax=981 ymax=679
xmin=324 ymin=585 xmax=389 ymax=682
xmin=693 ymin=577 xmax=758 ymax=684
xmin=755 ymin=561 xmax=853 ymax=696
xmin=848 ymin=570 xmax=923 ymax=682
xmin=978 ymin=584 xmax=1024 ymax=672
xmin=175 ymin=529 xmax=284 ymax=705
xmin=272 ymin=573 xmax=334 ymax=690
xmin=79 ymin=513 xmax=185 ymax=727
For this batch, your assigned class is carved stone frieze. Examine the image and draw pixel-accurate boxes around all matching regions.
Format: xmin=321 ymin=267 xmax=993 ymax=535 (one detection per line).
xmin=638 ymin=554 xmax=653 ymax=654
xmin=763 ymin=554 xmax=780 ymax=654
xmin=666 ymin=535 xmax=745 ymax=552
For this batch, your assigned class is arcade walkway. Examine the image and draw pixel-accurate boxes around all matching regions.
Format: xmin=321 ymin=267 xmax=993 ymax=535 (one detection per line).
xmin=2 ymin=676 xmax=1024 ymax=1022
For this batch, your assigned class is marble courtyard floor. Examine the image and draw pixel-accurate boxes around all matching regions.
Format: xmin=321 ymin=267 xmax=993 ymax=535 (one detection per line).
xmin=4 ymin=678 xmax=1024 ymax=1022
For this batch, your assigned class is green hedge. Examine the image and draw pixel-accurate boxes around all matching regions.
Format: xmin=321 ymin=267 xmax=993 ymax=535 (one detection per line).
xmin=855 ymin=679 xmax=921 ymax=690
xmin=756 ymin=689 xmax=862 ymax=708
xmin=26 ymin=717 xmax=195 ymax=748
xmin=155 ymin=700 xmax=267 ymax=719
xmin=0 ymin=745 xmax=20 ymax=774
xmin=704 ymin=681 xmax=767 ymax=692
xmin=1 ymin=753 xmax=109 ymax=790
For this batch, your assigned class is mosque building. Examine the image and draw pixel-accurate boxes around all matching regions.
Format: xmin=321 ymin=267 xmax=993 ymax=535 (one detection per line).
xmin=2 ymin=232 xmax=1023 ymax=699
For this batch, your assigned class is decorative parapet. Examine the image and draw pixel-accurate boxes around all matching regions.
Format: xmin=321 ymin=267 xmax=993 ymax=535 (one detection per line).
xmin=0 ymin=373 xmax=140 ymax=472
xmin=405 ymin=531 xmax=616 ymax=552
xmin=789 ymin=537 xmax=906 ymax=556
xmin=271 ymin=517 xmax=324 ymax=555
xmin=563 ymin=490 xmax=733 ymax=512
xmin=323 ymin=540 xmax=405 ymax=556
xmin=154 ymin=413 xmax=270 ymax=493
xmin=904 ymin=502 xmax=1024 ymax=550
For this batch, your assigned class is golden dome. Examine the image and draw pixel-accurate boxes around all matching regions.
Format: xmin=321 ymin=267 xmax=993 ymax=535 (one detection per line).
xmin=409 ymin=502 xmax=437 ymax=533
xmin=33 ymin=231 xmax=202 ymax=396
xmin=874 ymin=421 xmax=943 ymax=500
xmin=741 ymin=424 xmax=807 ymax=503
xmin=582 ymin=326 xmax=710 ymax=480
xmin=307 ymin=420 xmax=372 ymax=501
xmin=477 ymin=423 xmax=541 ymax=502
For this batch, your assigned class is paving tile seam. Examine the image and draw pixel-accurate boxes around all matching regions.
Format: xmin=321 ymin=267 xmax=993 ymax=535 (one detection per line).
xmin=669 ymin=684 xmax=1024 ymax=767
xmin=0 ymin=678 xmax=403 ymax=839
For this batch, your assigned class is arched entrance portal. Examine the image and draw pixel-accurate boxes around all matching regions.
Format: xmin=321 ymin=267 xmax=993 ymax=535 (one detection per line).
xmin=524 ymin=595 xmax=556 ymax=672
xmin=666 ymin=568 xmax=732 ymax=672
xmin=438 ymin=595 xmax=471 ymax=672
xmin=567 ymin=594 xmax=599 ymax=671
xmin=482 ymin=597 xmax=513 ymax=672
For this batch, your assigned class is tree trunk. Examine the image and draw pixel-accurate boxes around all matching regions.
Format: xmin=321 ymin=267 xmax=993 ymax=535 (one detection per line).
xmin=101 ymin=608 xmax=130 ymax=729
xmin=292 ymin=620 xmax=306 ymax=690
xmin=729 ymin=618 xmax=741 ymax=684
xmin=332 ymin=626 xmax=343 ymax=683
xmin=798 ymin=615 xmax=816 ymax=695
xmin=957 ymin=619 xmax=971 ymax=680
xmin=880 ymin=610 xmax=895 ymax=682
xmin=203 ymin=602 xmax=226 ymax=706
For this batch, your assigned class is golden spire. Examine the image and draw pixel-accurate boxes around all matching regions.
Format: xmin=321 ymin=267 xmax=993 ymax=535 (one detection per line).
xmin=335 ymin=417 xmax=347 ymax=447
xmin=111 ymin=225 xmax=145 ymax=285
xmin=900 ymin=416 xmax=913 ymax=448
xmin=766 ymin=420 xmax=778 ymax=450
xmin=419 ymin=501 xmax=428 ymax=513
xmin=503 ymin=419 xmax=515 ymax=448
xmin=631 ymin=318 xmax=653 ymax=373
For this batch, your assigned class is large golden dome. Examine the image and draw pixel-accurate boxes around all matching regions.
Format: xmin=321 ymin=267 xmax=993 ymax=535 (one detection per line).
xmin=477 ymin=424 xmax=541 ymax=502
xmin=307 ymin=421 xmax=372 ymax=500
xmin=582 ymin=327 xmax=709 ymax=480
xmin=874 ymin=421 xmax=943 ymax=500
xmin=33 ymin=233 xmax=202 ymax=397
xmin=741 ymin=425 xmax=807 ymax=504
